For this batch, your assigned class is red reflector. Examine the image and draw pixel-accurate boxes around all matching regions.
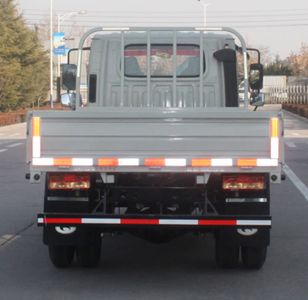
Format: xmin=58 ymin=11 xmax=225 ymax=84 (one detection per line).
xmin=222 ymin=174 xmax=265 ymax=190
xmin=48 ymin=173 xmax=90 ymax=190
xmin=120 ymin=219 xmax=159 ymax=225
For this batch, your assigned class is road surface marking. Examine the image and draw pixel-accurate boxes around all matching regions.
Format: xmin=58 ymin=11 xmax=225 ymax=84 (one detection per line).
xmin=0 ymin=149 xmax=8 ymax=153
xmin=6 ymin=142 xmax=23 ymax=148
xmin=283 ymin=164 xmax=308 ymax=202
xmin=285 ymin=141 xmax=296 ymax=148
xmin=0 ymin=234 xmax=20 ymax=247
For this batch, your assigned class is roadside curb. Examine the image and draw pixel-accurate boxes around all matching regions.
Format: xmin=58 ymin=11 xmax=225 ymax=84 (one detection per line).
xmin=282 ymin=104 xmax=308 ymax=119
xmin=283 ymin=109 xmax=308 ymax=124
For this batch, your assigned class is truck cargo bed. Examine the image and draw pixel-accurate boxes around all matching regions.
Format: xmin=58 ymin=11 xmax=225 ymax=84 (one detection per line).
xmin=27 ymin=107 xmax=283 ymax=174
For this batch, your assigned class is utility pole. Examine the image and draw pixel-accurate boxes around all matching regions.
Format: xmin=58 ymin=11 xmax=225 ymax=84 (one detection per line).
xmin=56 ymin=11 xmax=87 ymax=102
xmin=49 ymin=0 xmax=54 ymax=108
xmin=198 ymin=0 xmax=211 ymax=27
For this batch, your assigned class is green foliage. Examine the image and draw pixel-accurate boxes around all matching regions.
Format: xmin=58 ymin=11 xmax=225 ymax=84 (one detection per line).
xmin=0 ymin=0 xmax=49 ymax=111
xmin=264 ymin=55 xmax=293 ymax=76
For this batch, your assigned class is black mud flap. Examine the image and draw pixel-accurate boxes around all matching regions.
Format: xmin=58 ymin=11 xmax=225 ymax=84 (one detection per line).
xmin=43 ymin=226 xmax=99 ymax=246
xmin=216 ymin=227 xmax=270 ymax=248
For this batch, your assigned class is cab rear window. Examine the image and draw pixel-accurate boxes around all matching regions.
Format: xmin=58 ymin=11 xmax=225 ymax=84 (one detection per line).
xmin=124 ymin=44 xmax=204 ymax=78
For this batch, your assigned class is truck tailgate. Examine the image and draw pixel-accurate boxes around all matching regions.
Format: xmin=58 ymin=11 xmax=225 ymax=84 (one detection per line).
xmin=27 ymin=108 xmax=283 ymax=174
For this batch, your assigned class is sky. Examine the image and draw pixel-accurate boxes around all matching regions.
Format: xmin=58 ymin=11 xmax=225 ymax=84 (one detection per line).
xmin=16 ymin=0 xmax=308 ymax=60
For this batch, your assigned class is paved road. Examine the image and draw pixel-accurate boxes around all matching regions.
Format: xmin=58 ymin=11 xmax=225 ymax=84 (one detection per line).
xmin=0 ymin=109 xmax=308 ymax=300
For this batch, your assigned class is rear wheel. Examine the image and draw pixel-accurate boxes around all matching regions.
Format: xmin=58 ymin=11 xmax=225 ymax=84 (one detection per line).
xmin=48 ymin=245 xmax=75 ymax=268
xmin=216 ymin=241 xmax=240 ymax=269
xmin=241 ymin=246 xmax=267 ymax=269
xmin=76 ymin=236 xmax=101 ymax=268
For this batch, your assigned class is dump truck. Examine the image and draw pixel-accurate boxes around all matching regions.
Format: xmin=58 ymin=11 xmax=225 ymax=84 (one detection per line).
xmin=26 ymin=27 xmax=284 ymax=269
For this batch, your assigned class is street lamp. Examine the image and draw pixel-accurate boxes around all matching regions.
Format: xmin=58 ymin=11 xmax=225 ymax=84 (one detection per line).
xmin=56 ymin=10 xmax=87 ymax=102
xmin=197 ymin=0 xmax=211 ymax=27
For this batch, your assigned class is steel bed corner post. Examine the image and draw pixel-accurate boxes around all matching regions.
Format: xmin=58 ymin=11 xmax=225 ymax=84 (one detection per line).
xmin=196 ymin=26 xmax=250 ymax=108
xmin=221 ymin=26 xmax=249 ymax=108
xmin=76 ymin=27 xmax=104 ymax=110
xmin=147 ymin=30 xmax=151 ymax=107
xmin=199 ymin=29 xmax=204 ymax=107
xmin=120 ymin=30 xmax=125 ymax=107
xmin=173 ymin=30 xmax=177 ymax=107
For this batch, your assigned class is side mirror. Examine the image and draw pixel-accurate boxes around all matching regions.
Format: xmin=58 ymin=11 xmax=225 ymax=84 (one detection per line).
xmin=250 ymin=91 xmax=265 ymax=108
xmin=249 ymin=63 xmax=263 ymax=90
xmin=61 ymin=64 xmax=77 ymax=91
xmin=60 ymin=92 xmax=76 ymax=109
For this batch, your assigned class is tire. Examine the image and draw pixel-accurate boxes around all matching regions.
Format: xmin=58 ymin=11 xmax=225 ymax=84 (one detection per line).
xmin=241 ymin=246 xmax=267 ymax=270
xmin=48 ymin=245 xmax=75 ymax=268
xmin=216 ymin=241 xmax=240 ymax=269
xmin=76 ymin=239 xmax=101 ymax=268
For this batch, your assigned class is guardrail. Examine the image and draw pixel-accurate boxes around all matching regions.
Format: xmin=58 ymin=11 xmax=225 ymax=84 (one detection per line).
xmin=264 ymin=85 xmax=308 ymax=104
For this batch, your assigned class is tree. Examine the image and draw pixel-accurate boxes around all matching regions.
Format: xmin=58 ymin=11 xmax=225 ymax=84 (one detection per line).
xmin=287 ymin=44 xmax=308 ymax=77
xmin=263 ymin=55 xmax=293 ymax=76
xmin=0 ymin=0 xmax=49 ymax=111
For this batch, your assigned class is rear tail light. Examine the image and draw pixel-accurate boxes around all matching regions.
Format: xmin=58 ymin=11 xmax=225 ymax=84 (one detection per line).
xmin=222 ymin=174 xmax=265 ymax=191
xmin=48 ymin=173 xmax=90 ymax=190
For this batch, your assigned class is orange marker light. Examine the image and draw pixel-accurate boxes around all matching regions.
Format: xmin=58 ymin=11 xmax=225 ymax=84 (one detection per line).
xmin=191 ymin=158 xmax=211 ymax=167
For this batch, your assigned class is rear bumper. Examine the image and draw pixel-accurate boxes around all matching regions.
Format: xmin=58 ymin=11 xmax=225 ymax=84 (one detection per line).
xmin=37 ymin=214 xmax=271 ymax=229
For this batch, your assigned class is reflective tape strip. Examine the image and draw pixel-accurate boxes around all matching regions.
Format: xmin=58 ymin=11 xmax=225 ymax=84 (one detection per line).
xmin=165 ymin=158 xmax=187 ymax=167
xmin=54 ymin=158 xmax=72 ymax=166
xmin=121 ymin=219 xmax=159 ymax=225
xmin=159 ymin=219 xmax=198 ymax=225
xmin=38 ymin=217 xmax=271 ymax=227
xmin=32 ymin=136 xmax=41 ymax=158
xmin=236 ymin=220 xmax=271 ymax=226
xmin=237 ymin=158 xmax=257 ymax=167
xmin=32 ymin=117 xmax=41 ymax=137
xmin=32 ymin=158 xmax=94 ymax=166
xmin=257 ymin=158 xmax=278 ymax=167
xmin=32 ymin=157 xmax=279 ymax=168
xmin=97 ymin=158 xmax=118 ymax=167
xmin=271 ymin=137 xmax=279 ymax=159
xmin=211 ymin=158 xmax=233 ymax=167
xmin=118 ymin=158 xmax=140 ymax=166
xmin=32 ymin=158 xmax=54 ymax=166
xmin=271 ymin=117 xmax=279 ymax=138
xmin=37 ymin=218 xmax=44 ymax=224
xmin=198 ymin=219 xmax=236 ymax=226
xmin=82 ymin=218 xmax=121 ymax=224
xmin=191 ymin=158 xmax=211 ymax=167
xmin=144 ymin=158 xmax=165 ymax=167
xmin=72 ymin=158 xmax=93 ymax=166
xmin=45 ymin=218 xmax=82 ymax=224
